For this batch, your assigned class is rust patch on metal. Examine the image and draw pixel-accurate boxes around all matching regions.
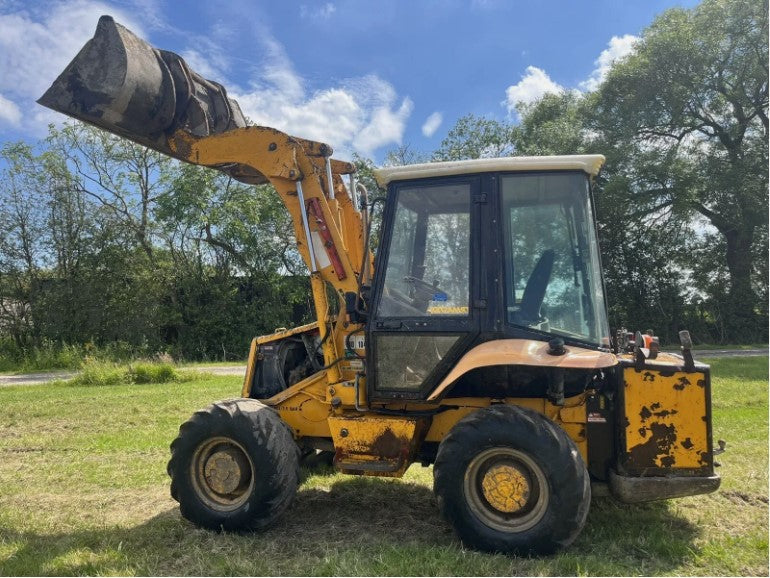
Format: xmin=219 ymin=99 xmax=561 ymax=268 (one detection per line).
xmin=681 ymin=437 xmax=694 ymax=450
xmin=627 ymin=422 xmax=678 ymax=469
xmin=643 ymin=371 xmax=656 ymax=382
xmin=370 ymin=428 xmax=407 ymax=459
xmin=673 ymin=376 xmax=691 ymax=391
xmin=639 ymin=406 xmax=652 ymax=422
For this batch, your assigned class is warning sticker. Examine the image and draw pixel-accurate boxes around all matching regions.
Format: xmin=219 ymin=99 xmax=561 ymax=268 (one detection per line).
xmin=342 ymin=359 xmax=364 ymax=371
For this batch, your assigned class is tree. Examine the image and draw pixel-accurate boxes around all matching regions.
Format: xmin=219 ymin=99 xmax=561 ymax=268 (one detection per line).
xmin=0 ymin=143 xmax=47 ymax=346
xmin=433 ymin=114 xmax=517 ymax=161
xmin=383 ymin=143 xmax=430 ymax=167
xmin=46 ymin=122 xmax=172 ymax=264
xmin=592 ymin=0 xmax=769 ymax=341
xmin=515 ymin=92 xmax=588 ymax=156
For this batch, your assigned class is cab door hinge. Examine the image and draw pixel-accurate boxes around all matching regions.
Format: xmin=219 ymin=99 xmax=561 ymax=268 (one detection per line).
xmin=473 ymin=299 xmax=488 ymax=309
xmin=473 ymin=192 xmax=488 ymax=204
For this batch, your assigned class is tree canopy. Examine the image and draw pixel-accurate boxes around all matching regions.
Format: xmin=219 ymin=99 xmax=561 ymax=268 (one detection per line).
xmin=592 ymin=0 xmax=768 ymax=340
xmin=0 ymin=0 xmax=765 ymax=356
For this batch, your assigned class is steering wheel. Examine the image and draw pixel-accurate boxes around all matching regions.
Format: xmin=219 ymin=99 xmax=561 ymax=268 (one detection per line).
xmin=388 ymin=285 xmax=414 ymax=306
xmin=404 ymin=276 xmax=449 ymax=312
xmin=404 ymin=276 xmax=449 ymax=301
xmin=379 ymin=285 xmax=425 ymax=317
xmin=516 ymin=249 xmax=554 ymax=324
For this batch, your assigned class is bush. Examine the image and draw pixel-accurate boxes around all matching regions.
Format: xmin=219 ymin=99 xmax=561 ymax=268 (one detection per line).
xmin=0 ymin=338 xmax=86 ymax=372
xmin=68 ymin=359 xmax=126 ymax=386
xmin=65 ymin=359 xmax=189 ymax=387
xmin=129 ymin=362 xmax=178 ymax=384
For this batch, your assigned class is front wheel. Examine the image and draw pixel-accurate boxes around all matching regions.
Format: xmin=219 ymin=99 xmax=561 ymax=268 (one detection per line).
xmin=433 ymin=405 xmax=590 ymax=555
xmin=167 ymin=398 xmax=300 ymax=532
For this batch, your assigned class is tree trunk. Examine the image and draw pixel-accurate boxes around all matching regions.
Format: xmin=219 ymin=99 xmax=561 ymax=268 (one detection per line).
xmin=723 ymin=227 xmax=760 ymax=342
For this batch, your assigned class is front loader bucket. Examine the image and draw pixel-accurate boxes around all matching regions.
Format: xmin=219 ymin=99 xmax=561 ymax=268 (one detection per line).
xmin=38 ymin=15 xmax=246 ymax=163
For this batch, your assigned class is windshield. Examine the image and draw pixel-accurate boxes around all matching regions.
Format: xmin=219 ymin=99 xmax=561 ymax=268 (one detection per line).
xmin=502 ymin=172 xmax=609 ymax=347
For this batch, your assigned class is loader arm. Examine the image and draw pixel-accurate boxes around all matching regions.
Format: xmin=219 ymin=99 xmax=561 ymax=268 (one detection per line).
xmin=38 ymin=15 xmax=370 ymax=380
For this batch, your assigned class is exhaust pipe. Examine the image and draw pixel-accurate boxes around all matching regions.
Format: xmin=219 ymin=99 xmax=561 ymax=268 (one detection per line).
xmin=38 ymin=15 xmax=246 ymax=163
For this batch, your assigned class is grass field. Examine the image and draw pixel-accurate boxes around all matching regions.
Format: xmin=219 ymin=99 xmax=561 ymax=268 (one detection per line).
xmin=0 ymin=357 xmax=766 ymax=576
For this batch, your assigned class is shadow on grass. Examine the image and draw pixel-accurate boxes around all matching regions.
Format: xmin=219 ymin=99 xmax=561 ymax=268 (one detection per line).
xmin=0 ymin=477 xmax=703 ymax=576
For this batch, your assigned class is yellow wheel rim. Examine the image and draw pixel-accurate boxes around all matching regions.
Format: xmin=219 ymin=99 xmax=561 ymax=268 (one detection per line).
xmin=464 ymin=447 xmax=549 ymax=533
xmin=481 ymin=463 xmax=531 ymax=513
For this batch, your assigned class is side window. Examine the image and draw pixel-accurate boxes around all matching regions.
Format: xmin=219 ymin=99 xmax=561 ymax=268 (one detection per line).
xmin=378 ymin=183 xmax=471 ymax=317
xmin=502 ymin=173 xmax=609 ymax=344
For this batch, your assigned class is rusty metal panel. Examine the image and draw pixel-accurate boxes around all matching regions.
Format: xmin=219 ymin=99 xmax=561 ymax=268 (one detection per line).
xmin=621 ymin=364 xmax=712 ymax=473
xmin=327 ymin=415 xmax=426 ymax=477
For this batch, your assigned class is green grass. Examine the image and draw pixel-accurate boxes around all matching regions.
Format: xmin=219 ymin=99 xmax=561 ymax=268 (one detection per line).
xmin=691 ymin=343 xmax=768 ymax=350
xmin=0 ymin=358 xmax=766 ymax=575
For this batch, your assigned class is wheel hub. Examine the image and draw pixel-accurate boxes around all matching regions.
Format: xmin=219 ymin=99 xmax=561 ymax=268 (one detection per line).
xmin=464 ymin=447 xmax=549 ymax=533
xmin=204 ymin=448 xmax=246 ymax=495
xmin=191 ymin=437 xmax=255 ymax=511
xmin=481 ymin=463 xmax=531 ymax=513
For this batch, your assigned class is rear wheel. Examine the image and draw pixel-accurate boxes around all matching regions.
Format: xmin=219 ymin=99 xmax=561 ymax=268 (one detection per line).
xmin=433 ymin=404 xmax=590 ymax=555
xmin=168 ymin=398 xmax=300 ymax=532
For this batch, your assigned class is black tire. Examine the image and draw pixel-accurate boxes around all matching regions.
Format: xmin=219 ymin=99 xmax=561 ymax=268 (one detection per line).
xmin=167 ymin=398 xmax=300 ymax=532
xmin=433 ymin=404 xmax=590 ymax=555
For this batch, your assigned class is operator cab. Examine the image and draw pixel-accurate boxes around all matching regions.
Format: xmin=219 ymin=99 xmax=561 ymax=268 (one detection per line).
xmin=368 ymin=155 xmax=610 ymax=400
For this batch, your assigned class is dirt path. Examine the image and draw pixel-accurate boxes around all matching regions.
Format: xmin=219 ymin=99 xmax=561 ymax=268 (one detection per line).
xmin=0 ymin=365 xmax=246 ymax=387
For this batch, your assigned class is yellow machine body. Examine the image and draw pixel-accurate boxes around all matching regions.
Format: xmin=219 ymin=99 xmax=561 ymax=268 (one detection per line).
xmin=39 ymin=19 xmax=720 ymax=550
xmin=619 ymin=353 xmax=712 ymax=471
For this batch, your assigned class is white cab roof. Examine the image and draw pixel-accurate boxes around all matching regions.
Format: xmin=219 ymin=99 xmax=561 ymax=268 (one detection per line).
xmin=374 ymin=155 xmax=605 ymax=187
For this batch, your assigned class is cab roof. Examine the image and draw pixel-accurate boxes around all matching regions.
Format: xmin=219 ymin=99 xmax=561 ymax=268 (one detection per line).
xmin=374 ymin=154 xmax=605 ymax=188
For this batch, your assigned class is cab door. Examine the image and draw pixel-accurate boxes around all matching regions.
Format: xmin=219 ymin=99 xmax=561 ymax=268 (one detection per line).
xmin=367 ymin=176 xmax=482 ymax=401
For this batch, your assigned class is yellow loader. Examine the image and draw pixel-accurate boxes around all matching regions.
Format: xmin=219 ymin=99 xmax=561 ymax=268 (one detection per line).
xmin=39 ymin=16 xmax=720 ymax=555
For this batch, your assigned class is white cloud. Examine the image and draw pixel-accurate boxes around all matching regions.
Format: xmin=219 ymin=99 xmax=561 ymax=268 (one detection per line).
xmin=579 ymin=34 xmax=638 ymax=92
xmin=233 ymin=46 xmax=412 ymax=158
xmin=501 ymin=35 xmax=639 ymax=118
xmin=181 ymin=37 xmax=233 ymax=82
xmin=504 ymin=66 xmax=563 ymax=116
xmin=300 ymin=3 xmax=336 ymax=20
xmin=0 ymin=93 xmax=21 ymax=126
xmin=354 ymin=96 xmax=413 ymax=155
xmin=421 ymin=112 xmax=443 ymax=137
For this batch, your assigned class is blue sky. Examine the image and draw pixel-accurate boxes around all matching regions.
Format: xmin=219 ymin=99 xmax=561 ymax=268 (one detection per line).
xmin=0 ymin=0 xmax=699 ymax=162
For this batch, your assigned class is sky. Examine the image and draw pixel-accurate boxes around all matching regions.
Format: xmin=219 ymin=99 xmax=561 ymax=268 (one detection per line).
xmin=0 ymin=0 xmax=700 ymax=163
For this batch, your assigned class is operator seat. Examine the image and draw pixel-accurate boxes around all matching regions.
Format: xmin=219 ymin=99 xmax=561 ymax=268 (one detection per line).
xmin=514 ymin=249 xmax=555 ymax=325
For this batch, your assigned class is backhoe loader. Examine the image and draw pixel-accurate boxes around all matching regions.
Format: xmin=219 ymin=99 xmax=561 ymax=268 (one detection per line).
xmin=39 ymin=16 xmax=720 ymax=555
